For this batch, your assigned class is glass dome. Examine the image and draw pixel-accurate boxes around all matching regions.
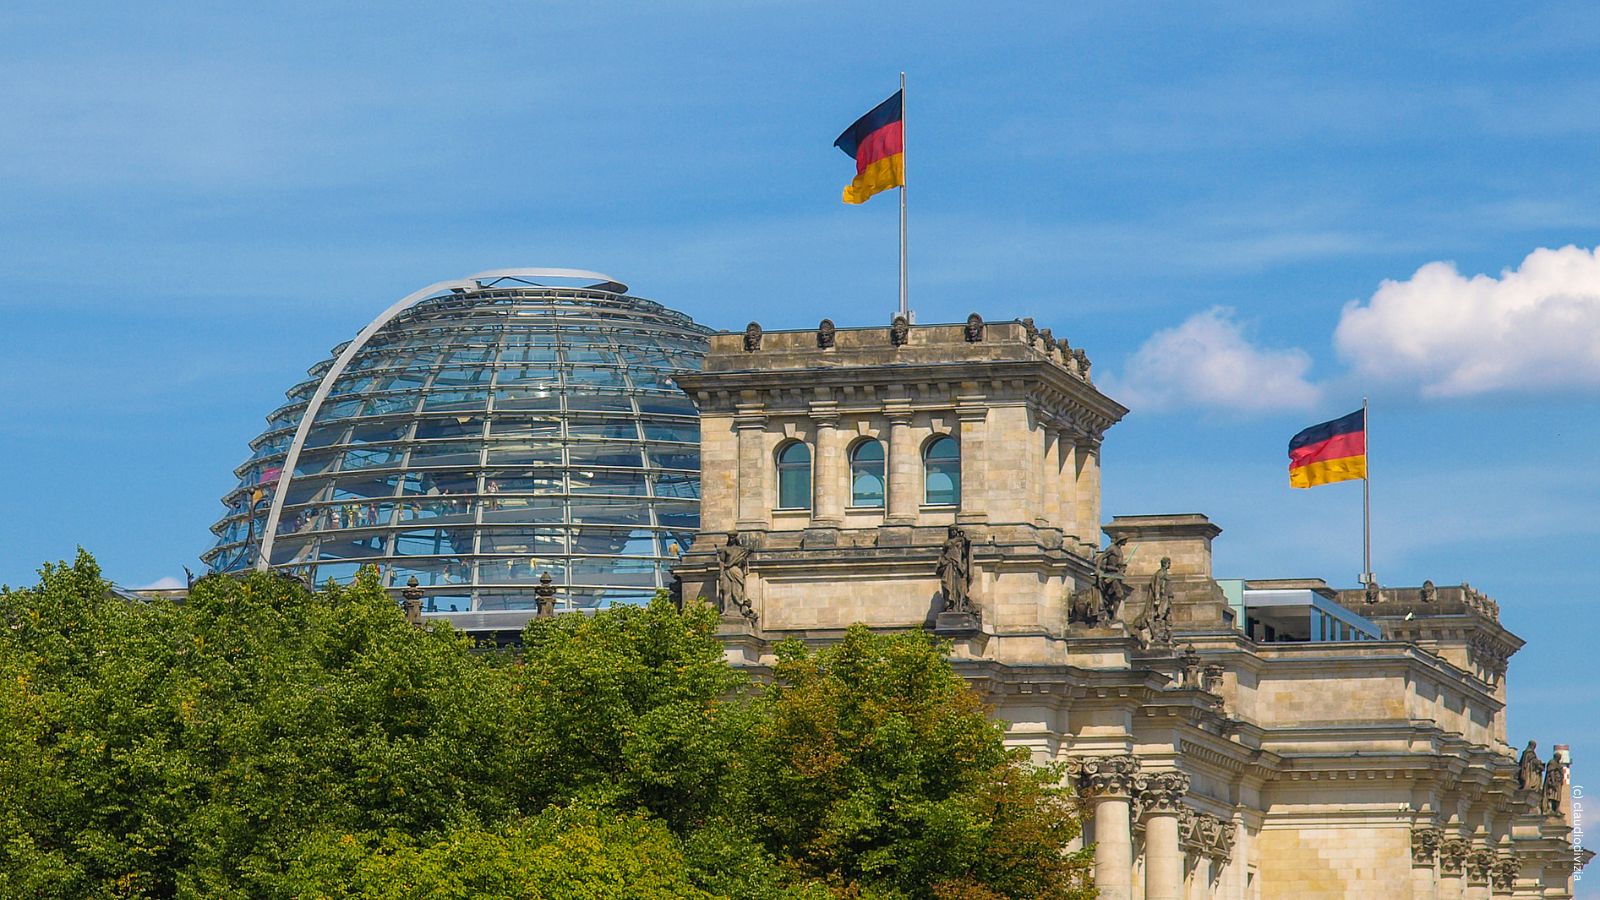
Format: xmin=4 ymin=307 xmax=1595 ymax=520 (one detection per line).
xmin=204 ymin=271 xmax=710 ymax=623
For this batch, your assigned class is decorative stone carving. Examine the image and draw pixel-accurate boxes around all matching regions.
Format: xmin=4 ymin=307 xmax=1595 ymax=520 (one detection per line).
xmin=534 ymin=570 xmax=556 ymax=619
xmin=1066 ymin=754 xmax=1144 ymax=798
xmin=1073 ymin=347 xmax=1091 ymax=381
xmin=1543 ymin=750 xmax=1567 ymax=816
xmin=1411 ymin=827 xmax=1441 ymax=865
xmin=1469 ymin=631 xmax=1511 ymax=682
xmin=1039 ymin=327 xmax=1055 ymax=352
xmin=1492 ymin=853 xmax=1520 ymax=891
xmin=401 ymin=575 xmax=424 ymax=625
xmin=1179 ymin=644 xmax=1203 ymax=690
xmin=936 ymin=525 xmax=974 ymax=615
xmin=1137 ymin=771 xmax=1190 ymax=817
xmin=1439 ymin=838 xmax=1469 ymax=875
xmin=963 ymin=313 xmax=984 ymax=342
xmin=1462 ymin=582 xmax=1500 ymax=619
xmin=1419 ymin=579 xmax=1436 ymax=603
xmin=1518 ymin=740 xmax=1544 ymax=793
xmin=890 ymin=315 xmax=909 ymax=347
xmin=1202 ymin=663 xmax=1225 ymax=695
xmin=1465 ymin=848 xmax=1495 ymax=884
xmin=817 ymin=318 xmax=836 ymax=349
xmin=1364 ymin=579 xmax=1381 ymax=604
xmin=743 ymin=322 xmax=762 ymax=352
xmin=1018 ymin=316 xmax=1038 ymax=346
xmin=716 ymin=532 xmax=756 ymax=623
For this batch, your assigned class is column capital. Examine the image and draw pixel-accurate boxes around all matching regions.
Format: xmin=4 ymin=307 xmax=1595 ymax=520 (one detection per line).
xmin=807 ymin=401 xmax=840 ymax=425
xmin=1137 ymin=771 xmax=1190 ymax=817
xmin=1465 ymin=847 xmax=1495 ymax=885
xmin=1411 ymin=826 xmax=1442 ymax=866
xmin=1066 ymin=754 xmax=1143 ymax=799
xmin=1439 ymin=838 xmax=1469 ymax=875
xmin=1491 ymin=853 xmax=1519 ymax=891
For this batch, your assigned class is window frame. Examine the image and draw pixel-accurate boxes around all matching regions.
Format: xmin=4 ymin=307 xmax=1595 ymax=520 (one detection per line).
xmin=847 ymin=437 xmax=887 ymax=509
xmin=775 ymin=439 xmax=813 ymax=510
xmin=922 ymin=434 xmax=961 ymax=507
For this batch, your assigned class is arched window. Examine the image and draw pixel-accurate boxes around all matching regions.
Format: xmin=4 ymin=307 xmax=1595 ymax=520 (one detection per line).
xmin=776 ymin=441 xmax=812 ymax=510
xmin=849 ymin=439 xmax=886 ymax=508
xmin=923 ymin=435 xmax=960 ymax=506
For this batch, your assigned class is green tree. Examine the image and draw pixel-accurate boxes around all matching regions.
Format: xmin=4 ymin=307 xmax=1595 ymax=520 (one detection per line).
xmin=739 ymin=626 xmax=1094 ymax=900
xmin=0 ymin=553 xmax=1091 ymax=899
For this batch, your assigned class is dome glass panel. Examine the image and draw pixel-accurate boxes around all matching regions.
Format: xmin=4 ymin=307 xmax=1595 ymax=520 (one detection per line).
xmin=204 ymin=275 xmax=710 ymax=622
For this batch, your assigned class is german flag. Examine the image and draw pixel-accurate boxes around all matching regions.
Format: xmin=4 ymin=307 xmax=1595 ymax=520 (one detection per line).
xmin=1288 ymin=409 xmax=1366 ymax=488
xmin=834 ymin=90 xmax=904 ymax=204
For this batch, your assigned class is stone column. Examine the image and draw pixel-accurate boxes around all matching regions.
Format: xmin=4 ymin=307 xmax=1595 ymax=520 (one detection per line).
xmin=1070 ymin=755 xmax=1142 ymax=900
xmin=1464 ymin=847 xmax=1494 ymax=900
xmin=734 ymin=409 xmax=768 ymax=530
xmin=885 ymin=408 xmax=917 ymax=524
xmin=954 ymin=400 xmax=988 ymax=524
xmin=1412 ymin=827 xmax=1441 ymax=900
xmin=810 ymin=404 xmax=843 ymax=527
xmin=1074 ymin=439 xmax=1101 ymax=548
xmin=1438 ymin=839 xmax=1468 ymax=900
xmin=1139 ymin=772 xmax=1190 ymax=900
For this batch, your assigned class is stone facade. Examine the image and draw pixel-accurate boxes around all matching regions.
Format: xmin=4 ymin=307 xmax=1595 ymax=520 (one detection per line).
xmin=673 ymin=317 xmax=1591 ymax=899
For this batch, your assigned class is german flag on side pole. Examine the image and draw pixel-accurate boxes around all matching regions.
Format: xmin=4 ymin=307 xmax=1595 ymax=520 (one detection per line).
xmin=1288 ymin=409 xmax=1367 ymax=488
xmin=834 ymin=90 xmax=904 ymax=204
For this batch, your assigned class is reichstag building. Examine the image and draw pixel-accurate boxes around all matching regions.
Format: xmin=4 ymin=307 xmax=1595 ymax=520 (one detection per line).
xmin=205 ymin=269 xmax=1590 ymax=900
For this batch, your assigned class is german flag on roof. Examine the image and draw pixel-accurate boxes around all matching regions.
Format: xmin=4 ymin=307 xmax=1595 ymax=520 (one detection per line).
xmin=1288 ymin=409 xmax=1366 ymax=488
xmin=834 ymin=90 xmax=904 ymax=204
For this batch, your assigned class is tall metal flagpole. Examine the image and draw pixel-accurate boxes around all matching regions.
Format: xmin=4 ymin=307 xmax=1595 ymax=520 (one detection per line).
xmin=1362 ymin=396 xmax=1372 ymax=586
xmin=899 ymin=71 xmax=909 ymax=321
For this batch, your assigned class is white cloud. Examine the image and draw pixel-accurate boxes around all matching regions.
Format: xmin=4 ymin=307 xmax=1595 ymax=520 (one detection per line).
xmin=1334 ymin=246 xmax=1600 ymax=396
xmin=132 ymin=576 xmax=186 ymax=590
xmin=1110 ymin=307 xmax=1321 ymax=413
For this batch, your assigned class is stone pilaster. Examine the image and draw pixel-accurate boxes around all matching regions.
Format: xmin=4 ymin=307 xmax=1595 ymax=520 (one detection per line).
xmin=1413 ymin=827 xmax=1441 ymax=900
xmin=1068 ymin=755 xmax=1143 ymax=900
xmin=1074 ymin=439 xmax=1101 ymax=550
xmin=1439 ymin=838 xmax=1468 ymax=900
xmin=1055 ymin=430 xmax=1080 ymax=540
xmin=810 ymin=404 xmax=842 ymax=527
xmin=954 ymin=401 xmax=988 ymax=524
xmin=1137 ymin=772 xmax=1190 ymax=900
xmin=885 ymin=407 xmax=916 ymax=524
xmin=734 ymin=408 xmax=768 ymax=530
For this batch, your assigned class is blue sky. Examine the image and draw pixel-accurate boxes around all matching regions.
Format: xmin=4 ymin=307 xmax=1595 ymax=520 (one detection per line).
xmin=3 ymin=0 xmax=1599 ymax=818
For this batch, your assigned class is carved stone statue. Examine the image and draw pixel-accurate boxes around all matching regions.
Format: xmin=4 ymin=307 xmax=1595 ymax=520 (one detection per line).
xmin=716 ymin=532 xmax=756 ymax=623
xmin=890 ymin=315 xmax=910 ymax=347
xmin=1364 ymin=579 xmax=1381 ymax=605
xmin=1420 ymin=579 xmax=1437 ymax=603
xmin=1542 ymin=751 xmax=1567 ymax=816
xmin=743 ymin=322 xmax=762 ymax=352
xmin=1038 ymin=327 xmax=1054 ymax=352
xmin=817 ymin=318 xmax=836 ymax=349
xmin=534 ymin=571 xmax=557 ymax=619
xmin=1019 ymin=316 xmax=1038 ymax=346
xmin=937 ymin=525 xmax=974 ymax=614
xmin=1072 ymin=347 xmax=1091 ymax=380
xmin=1147 ymin=556 xmax=1175 ymax=646
xmin=1518 ymin=740 xmax=1544 ymax=793
xmin=963 ymin=313 xmax=984 ymax=342
xmin=1092 ymin=535 xmax=1133 ymax=624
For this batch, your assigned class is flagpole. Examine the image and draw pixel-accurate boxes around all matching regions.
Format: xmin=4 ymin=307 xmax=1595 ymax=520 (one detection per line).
xmin=1362 ymin=396 xmax=1371 ymax=586
xmin=899 ymin=70 xmax=909 ymax=322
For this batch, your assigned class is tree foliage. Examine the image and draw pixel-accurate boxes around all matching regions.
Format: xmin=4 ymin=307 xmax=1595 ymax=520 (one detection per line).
xmin=0 ymin=552 xmax=1092 ymax=899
